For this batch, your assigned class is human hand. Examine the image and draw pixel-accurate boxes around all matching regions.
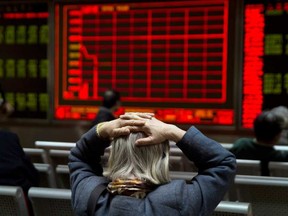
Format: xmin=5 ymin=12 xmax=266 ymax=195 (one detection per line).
xmin=120 ymin=112 xmax=154 ymax=120
xmin=134 ymin=117 xmax=172 ymax=145
xmin=97 ymin=118 xmax=146 ymax=140
xmin=118 ymin=113 xmax=186 ymax=146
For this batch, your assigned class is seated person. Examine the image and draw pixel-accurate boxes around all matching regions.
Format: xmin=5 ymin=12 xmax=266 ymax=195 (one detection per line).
xmin=0 ymin=129 xmax=39 ymax=215
xmin=230 ymin=110 xmax=287 ymax=175
xmin=0 ymin=130 xmax=40 ymax=191
xmin=1 ymin=84 xmax=37 ymax=214
xmin=69 ymin=113 xmax=236 ymax=216
xmin=91 ymin=89 xmax=121 ymax=127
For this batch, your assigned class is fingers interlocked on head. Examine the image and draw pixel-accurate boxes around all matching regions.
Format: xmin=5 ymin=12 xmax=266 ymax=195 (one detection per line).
xmin=120 ymin=112 xmax=154 ymax=120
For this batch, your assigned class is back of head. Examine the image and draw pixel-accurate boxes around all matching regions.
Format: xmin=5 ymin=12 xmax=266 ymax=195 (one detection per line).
xmin=0 ymin=102 xmax=14 ymax=120
xmin=102 ymin=89 xmax=120 ymax=109
xmin=253 ymin=110 xmax=284 ymax=144
xmin=271 ymin=106 xmax=288 ymax=128
xmin=104 ymin=132 xmax=170 ymax=185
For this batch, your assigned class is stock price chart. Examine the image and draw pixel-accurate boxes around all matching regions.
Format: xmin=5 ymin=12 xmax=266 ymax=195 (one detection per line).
xmin=55 ymin=0 xmax=235 ymax=125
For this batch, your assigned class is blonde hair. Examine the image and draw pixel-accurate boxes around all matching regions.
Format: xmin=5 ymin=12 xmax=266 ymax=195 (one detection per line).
xmin=104 ymin=132 xmax=170 ymax=185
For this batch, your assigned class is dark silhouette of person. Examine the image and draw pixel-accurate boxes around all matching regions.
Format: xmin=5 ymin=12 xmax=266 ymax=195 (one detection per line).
xmin=0 ymin=129 xmax=39 ymax=215
xmin=231 ymin=110 xmax=287 ymax=175
xmin=91 ymin=89 xmax=121 ymax=126
xmin=1 ymin=83 xmax=37 ymax=215
xmin=0 ymin=130 xmax=39 ymax=192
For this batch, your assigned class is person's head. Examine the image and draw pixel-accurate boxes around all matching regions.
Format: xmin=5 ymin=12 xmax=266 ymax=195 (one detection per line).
xmin=0 ymin=101 xmax=14 ymax=120
xmin=271 ymin=106 xmax=288 ymax=129
xmin=104 ymin=132 xmax=170 ymax=185
xmin=102 ymin=89 xmax=121 ymax=112
xmin=253 ymin=110 xmax=284 ymax=145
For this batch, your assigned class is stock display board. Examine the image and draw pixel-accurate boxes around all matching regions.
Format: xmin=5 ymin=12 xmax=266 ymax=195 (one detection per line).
xmin=242 ymin=0 xmax=288 ymax=128
xmin=55 ymin=0 xmax=235 ymax=125
xmin=0 ymin=2 xmax=49 ymax=118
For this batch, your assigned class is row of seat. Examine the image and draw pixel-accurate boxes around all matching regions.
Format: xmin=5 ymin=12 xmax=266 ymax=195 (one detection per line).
xmin=32 ymin=156 xmax=288 ymax=190
xmin=26 ymin=143 xmax=288 ymax=180
xmin=24 ymin=140 xmax=288 ymax=191
xmin=0 ymin=185 xmax=252 ymax=216
xmin=18 ymin=141 xmax=288 ymax=215
xmin=174 ymin=173 xmax=288 ymax=216
xmin=36 ymin=163 xmax=288 ymax=214
xmin=34 ymin=140 xmax=288 ymax=151
xmin=182 ymin=157 xmax=288 ymax=176
xmin=6 ymin=169 xmax=288 ymax=215
xmin=28 ymin=148 xmax=288 ymax=175
xmin=24 ymin=143 xmax=71 ymax=189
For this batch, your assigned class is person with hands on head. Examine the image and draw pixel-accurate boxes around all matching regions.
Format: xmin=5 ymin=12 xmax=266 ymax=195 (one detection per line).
xmin=69 ymin=113 xmax=236 ymax=216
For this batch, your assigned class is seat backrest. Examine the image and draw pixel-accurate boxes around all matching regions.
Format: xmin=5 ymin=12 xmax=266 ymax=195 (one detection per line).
xmin=269 ymin=161 xmax=288 ymax=177
xmin=28 ymin=187 xmax=74 ymax=216
xmin=236 ymin=159 xmax=261 ymax=175
xmin=235 ymin=175 xmax=288 ymax=216
xmin=274 ymin=145 xmax=288 ymax=151
xmin=48 ymin=149 xmax=70 ymax=189
xmin=169 ymin=147 xmax=183 ymax=156
xmin=212 ymin=201 xmax=253 ymax=216
xmin=0 ymin=185 xmax=29 ymax=216
xmin=33 ymin=163 xmax=57 ymax=188
xmin=35 ymin=141 xmax=75 ymax=150
xmin=219 ymin=144 xmax=288 ymax=152
xmin=49 ymin=149 xmax=70 ymax=167
xmin=55 ymin=165 xmax=71 ymax=189
xmin=169 ymin=156 xmax=184 ymax=171
xmin=220 ymin=143 xmax=233 ymax=150
xmin=34 ymin=142 xmax=74 ymax=179
xmin=24 ymin=148 xmax=49 ymax=164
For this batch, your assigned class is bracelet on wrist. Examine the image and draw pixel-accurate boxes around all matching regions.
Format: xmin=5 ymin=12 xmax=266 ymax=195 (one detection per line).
xmin=96 ymin=122 xmax=106 ymax=138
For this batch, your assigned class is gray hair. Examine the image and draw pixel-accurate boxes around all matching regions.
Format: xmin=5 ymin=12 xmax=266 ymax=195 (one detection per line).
xmin=104 ymin=132 xmax=170 ymax=185
xmin=271 ymin=106 xmax=288 ymax=128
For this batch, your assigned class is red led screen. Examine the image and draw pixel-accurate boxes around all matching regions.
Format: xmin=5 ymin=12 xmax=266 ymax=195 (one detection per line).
xmin=54 ymin=0 xmax=234 ymax=125
xmin=242 ymin=1 xmax=288 ymax=128
xmin=242 ymin=4 xmax=264 ymax=128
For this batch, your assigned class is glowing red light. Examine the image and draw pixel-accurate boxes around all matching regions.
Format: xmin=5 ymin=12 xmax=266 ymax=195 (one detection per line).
xmin=3 ymin=12 xmax=48 ymax=19
xmin=242 ymin=4 xmax=264 ymax=128
xmin=54 ymin=0 xmax=233 ymax=124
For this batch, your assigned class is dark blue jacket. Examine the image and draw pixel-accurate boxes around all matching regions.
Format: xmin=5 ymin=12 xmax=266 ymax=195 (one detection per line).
xmin=0 ymin=130 xmax=39 ymax=194
xmin=69 ymin=126 xmax=236 ymax=216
